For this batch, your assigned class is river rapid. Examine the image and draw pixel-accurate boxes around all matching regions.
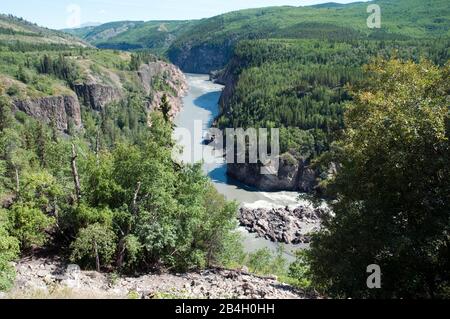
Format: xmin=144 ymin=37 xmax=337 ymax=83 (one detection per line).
xmin=174 ymin=74 xmax=308 ymax=260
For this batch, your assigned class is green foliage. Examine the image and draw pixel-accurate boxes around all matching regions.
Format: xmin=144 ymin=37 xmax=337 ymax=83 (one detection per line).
xmin=308 ymin=59 xmax=450 ymax=298
xmin=7 ymin=203 xmax=53 ymax=249
xmin=219 ymin=38 xmax=449 ymax=159
xmin=37 ymin=54 xmax=81 ymax=87
xmin=0 ymin=15 xmax=247 ymax=284
xmin=215 ymin=231 xmax=246 ymax=269
xmin=71 ymin=20 xmax=194 ymax=55
xmin=129 ymin=51 xmax=158 ymax=70
xmin=70 ymin=223 xmax=117 ymax=270
xmin=0 ymin=210 xmax=20 ymax=291
xmin=0 ymin=14 xmax=86 ymax=48
xmin=247 ymin=246 xmax=287 ymax=276
xmin=18 ymin=171 xmax=63 ymax=212
xmin=63 ymin=204 xmax=113 ymax=236
xmin=63 ymin=0 xmax=450 ymax=68
xmin=288 ymin=250 xmax=312 ymax=290
xmin=0 ymin=94 xmax=12 ymax=132
xmin=120 ymin=235 xmax=143 ymax=270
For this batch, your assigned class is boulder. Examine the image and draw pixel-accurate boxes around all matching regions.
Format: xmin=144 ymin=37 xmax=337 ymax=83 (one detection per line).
xmin=239 ymin=204 xmax=330 ymax=244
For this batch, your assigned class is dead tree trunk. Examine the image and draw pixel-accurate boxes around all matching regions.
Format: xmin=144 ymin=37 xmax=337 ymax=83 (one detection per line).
xmin=117 ymin=181 xmax=141 ymax=268
xmin=132 ymin=181 xmax=141 ymax=215
xmin=14 ymin=167 xmax=20 ymax=195
xmin=71 ymin=144 xmax=81 ymax=202
xmin=94 ymin=240 xmax=100 ymax=272
xmin=95 ymin=130 xmax=100 ymax=161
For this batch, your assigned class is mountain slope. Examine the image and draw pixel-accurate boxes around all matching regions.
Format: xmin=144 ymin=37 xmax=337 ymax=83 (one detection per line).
xmin=63 ymin=21 xmax=145 ymax=44
xmin=64 ymin=20 xmax=195 ymax=53
xmin=0 ymin=14 xmax=89 ymax=47
xmin=167 ymin=0 xmax=450 ymax=72
xmin=62 ymin=0 xmax=450 ymax=72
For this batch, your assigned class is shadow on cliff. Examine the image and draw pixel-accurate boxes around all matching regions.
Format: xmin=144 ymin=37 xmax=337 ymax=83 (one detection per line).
xmin=208 ymin=165 xmax=262 ymax=193
xmin=193 ymin=91 xmax=222 ymax=124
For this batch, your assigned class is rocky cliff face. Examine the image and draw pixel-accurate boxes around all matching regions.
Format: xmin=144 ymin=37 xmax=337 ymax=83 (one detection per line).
xmin=168 ymin=41 xmax=234 ymax=74
xmin=10 ymin=60 xmax=187 ymax=132
xmin=227 ymin=155 xmax=320 ymax=192
xmin=13 ymin=95 xmax=82 ymax=132
xmin=138 ymin=62 xmax=188 ymax=118
xmin=213 ymin=56 xmax=241 ymax=113
xmin=73 ymin=83 xmax=123 ymax=111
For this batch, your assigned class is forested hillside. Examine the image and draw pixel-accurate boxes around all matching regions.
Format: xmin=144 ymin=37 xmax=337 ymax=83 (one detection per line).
xmin=168 ymin=0 xmax=450 ymax=72
xmin=64 ymin=0 xmax=450 ymax=72
xmin=217 ymin=36 xmax=449 ymax=191
xmin=0 ymin=14 xmax=89 ymax=47
xmin=0 ymin=15 xmax=242 ymax=291
xmin=64 ymin=20 xmax=195 ymax=54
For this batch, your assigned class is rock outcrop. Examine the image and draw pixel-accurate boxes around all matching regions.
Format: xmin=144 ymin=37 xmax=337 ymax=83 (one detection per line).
xmin=239 ymin=205 xmax=330 ymax=245
xmin=10 ymin=60 xmax=188 ymax=132
xmin=13 ymin=95 xmax=82 ymax=132
xmin=227 ymin=156 xmax=322 ymax=192
xmin=74 ymin=83 xmax=122 ymax=111
xmin=138 ymin=62 xmax=188 ymax=117
xmin=168 ymin=41 xmax=234 ymax=74
xmin=7 ymin=257 xmax=315 ymax=299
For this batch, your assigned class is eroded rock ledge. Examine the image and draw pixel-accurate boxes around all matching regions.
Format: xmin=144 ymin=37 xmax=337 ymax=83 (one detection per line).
xmin=239 ymin=205 xmax=330 ymax=245
xmin=5 ymin=258 xmax=314 ymax=299
xmin=11 ymin=61 xmax=187 ymax=133
xmin=13 ymin=95 xmax=82 ymax=132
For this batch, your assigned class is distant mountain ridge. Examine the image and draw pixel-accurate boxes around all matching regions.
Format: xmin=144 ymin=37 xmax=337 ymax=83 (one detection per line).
xmin=63 ymin=20 xmax=195 ymax=53
xmin=0 ymin=14 xmax=89 ymax=47
xmin=60 ymin=0 xmax=450 ymax=72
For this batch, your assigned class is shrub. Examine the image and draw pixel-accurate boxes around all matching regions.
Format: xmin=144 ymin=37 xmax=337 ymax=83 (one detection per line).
xmin=0 ymin=211 xmax=20 ymax=291
xmin=241 ymin=246 xmax=288 ymax=277
xmin=121 ymin=234 xmax=143 ymax=270
xmin=8 ymin=204 xmax=53 ymax=249
xmin=70 ymin=223 xmax=117 ymax=270
xmin=288 ymin=250 xmax=312 ymax=290
xmin=6 ymin=85 xmax=20 ymax=97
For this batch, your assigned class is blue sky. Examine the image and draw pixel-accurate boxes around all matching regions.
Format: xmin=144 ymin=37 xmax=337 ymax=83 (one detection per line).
xmin=1 ymin=0 xmax=366 ymax=29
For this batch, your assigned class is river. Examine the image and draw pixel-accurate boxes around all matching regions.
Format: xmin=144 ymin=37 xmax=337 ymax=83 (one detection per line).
xmin=174 ymin=74 xmax=306 ymax=261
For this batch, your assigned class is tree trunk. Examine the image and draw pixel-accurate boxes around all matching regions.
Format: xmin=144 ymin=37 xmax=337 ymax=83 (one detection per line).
xmin=116 ymin=181 xmax=141 ymax=269
xmin=94 ymin=240 xmax=100 ymax=272
xmin=95 ymin=130 xmax=100 ymax=161
xmin=132 ymin=181 xmax=142 ymax=215
xmin=116 ymin=238 xmax=126 ymax=269
xmin=71 ymin=144 xmax=81 ymax=202
xmin=14 ymin=167 xmax=20 ymax=195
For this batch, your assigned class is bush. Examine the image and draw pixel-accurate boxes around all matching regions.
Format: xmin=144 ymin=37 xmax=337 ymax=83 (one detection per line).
xmin=215 ymin=231 xmax=246 ymax=269
xmin=70 ymin=223 xmax=117 ymax=270
xmin=288 ymin=250 xmax=312 ymax=290
xmin=247 ymin=246 xmax=287 ymax=276
xmin=0 ymin=211 xmax=20 ymax=291
xmin=6 ymin=85 xmax=20 ymax=97
xmin=121 ymin=234 xmax=143 ymax=270
xmin=62 ymin=203 xmax=113 ymax=236
xmin=8 ymin=203 xmax=53 ymax=249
